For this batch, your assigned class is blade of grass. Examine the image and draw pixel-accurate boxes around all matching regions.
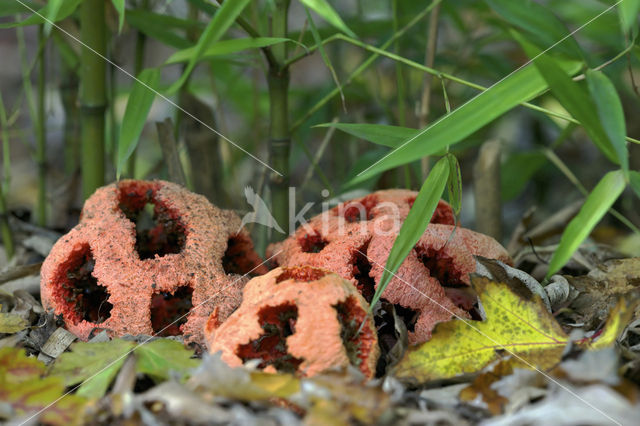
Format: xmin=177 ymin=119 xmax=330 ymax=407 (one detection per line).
xmin=369 ymin=156 xmax=449 ymax=310
xmin=299 ymin=0 xmax=356 ymax=38
xmin=167 ymin=0 xmax=251 ymax=94
xmin=546 ymin=170 xmax=626 ymax=278
xmin=116 ymin=68 xmax=160 ymax=179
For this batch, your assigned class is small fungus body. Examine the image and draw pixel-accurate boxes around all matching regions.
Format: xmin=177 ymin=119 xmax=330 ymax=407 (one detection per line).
xmin=205 ymin=266 xmax=380 ymax=378
xmin=41 ymin=180 xmax=266 ymax=344
xmin=268 ymin=189 xmax=512 ymax=344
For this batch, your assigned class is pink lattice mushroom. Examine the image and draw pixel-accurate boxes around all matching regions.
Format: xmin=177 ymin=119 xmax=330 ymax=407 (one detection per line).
xmin=268 ymin=189 xmax=512 ymax=344
xmin=41 ymin=180 xmax=267 ymax=344
xmin=205 ymin=266 xmax=379 ymax=378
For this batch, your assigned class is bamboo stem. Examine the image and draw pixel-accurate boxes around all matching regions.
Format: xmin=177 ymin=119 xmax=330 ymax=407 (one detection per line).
xmin=0 ymin=93 xmax=14 ymax=259
xmin=268 ymin=0 xmax=291 ymax=235
xmin=35 ymin=25 xmax=47 ymax=227
xmin=80 ymin=0 xmax=107 ymax=198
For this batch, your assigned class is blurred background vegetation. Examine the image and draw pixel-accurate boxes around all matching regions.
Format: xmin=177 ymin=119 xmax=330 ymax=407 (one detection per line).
xmin=0 ymin=0 xmax=639 ymax=261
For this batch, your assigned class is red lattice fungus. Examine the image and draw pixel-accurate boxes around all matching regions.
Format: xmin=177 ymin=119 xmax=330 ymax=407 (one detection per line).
xmin=41 ymin=180 xmax=266 ymax=344
xmin=205 ymin=266 xmax=379 ymax=378
xmin=267 ymin=189 xmax=512 ymax=344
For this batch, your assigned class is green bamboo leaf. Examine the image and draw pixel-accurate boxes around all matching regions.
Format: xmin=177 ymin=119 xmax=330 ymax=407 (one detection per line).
xmin=111 ymin=0 xmax=125 ymax=33
xmin=586 ymin=69 xmax=628 ymax=175
xmin=315 ymin=122 xmax=419 ymax=148
xmin=117 ymin=68 xmax=161 ymax=179
xmin=486 ymin=0 xmax=582 ymax=59
xmin=43 ymin=0 xmax=64 ymax=35
xmin=546 ymin=170 xmax=626 ymax=278
xmin=126 ymin=10 xmax=193 ymax=49
xmin=630 ymin=171 xmax=640 ymax=199
xmin=517 ymin=34 xmax=619 ymax=165
xmin=299 ymin=0 xmax=356 ymax=38
xmin=370 ymin=157 xmax=449 ymax=309
xmin=446 ymin=154 xmax=462 ymax=216
xmin=0 ymin=0 xmax=81 ymax=28
xmin=619 ymin=0 xmax=640 ymax=33
xmin=348 ymin=59 xmax=582 ymax=185
xmin=165 ymin=37 xmax=298 ymax=65
xmin=167 ymin=0 xmax=251 ymax=94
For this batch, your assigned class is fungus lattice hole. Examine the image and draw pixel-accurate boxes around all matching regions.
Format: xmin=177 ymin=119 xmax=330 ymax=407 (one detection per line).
xmin=334 ymin=296 xmax=369 ymax=368
xmin=222 ymin=235 xmax=257 ymax=275
xmin=63 ymin=245 xmax=112 ymax=325
xmin=118 ymin=186 xmax=186 ymax=260
xmin=236 ymin=303 xmax=303 ymax=373
xmin=341 ymin=194 xmax=378 ymax=222
xmin=275 ymin=266 xmax=328 ymax=283
xmin=150 ymin=286 xmax=193 ymax=336
xmin=393 ymin=304 xmax=418 ymax=332
xmin=351 ymin=241 xmax=376 ymax=302
xmin=415 ymin=246 xmax=465 ymax=287
xmin=298 ymin=232 xmax=327 ymax=253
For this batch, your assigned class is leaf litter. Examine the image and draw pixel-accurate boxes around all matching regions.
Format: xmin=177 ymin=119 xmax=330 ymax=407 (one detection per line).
xmin=1 ymin=219 xmax=640 ymax=424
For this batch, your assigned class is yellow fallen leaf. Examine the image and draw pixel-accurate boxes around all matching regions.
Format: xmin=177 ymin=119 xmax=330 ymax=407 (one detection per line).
xmin=394 ymin=276 xmax=568 ymax=383
xmin=395 ymin=276 xmax=636 ymax=384
xmin=582 ymin=297 xmax=638 ymax=350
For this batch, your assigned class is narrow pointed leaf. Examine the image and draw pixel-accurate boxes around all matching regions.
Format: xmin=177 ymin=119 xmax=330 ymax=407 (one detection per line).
xmin=299 ymin=0 xmax=356 ymax=38
xmin=165 ymin=37 xmax=297 ymax=64
xmin=349 ymin=59 xmax=581 ymax=185
xmin=315 ymin=122 xmax=419 ymax=148
xmin=369 ymin=157 xmax=449 ymax=309
xmin=126 ymin=9 xmax=193 ymax=49
xmin=546 ymin=170 xmax=626 ymax=278
xmin=43 ymin=0 xmax=64 ymax=35
xmin=517 ymin=35 xmax=619 ymax=164
xmin=167 ymin=0 xmax=251 ymax=94
xmin=446 ymin=154 xmax=462 ymax=216
xmin=0 ymin=0 xmax=37 ymax=17
xmin=486 ymin=0 xmax=582 ymax=59
xmin=0 ymin=0 xmax=81 ymax=28
xmin=619 ymin=0 xmax=640 ymax=33
xmin=111 ymin=0 xmax=125 ymax=33
xmin=117 ymin=68 xmax=161 ymax=179
xmin=586 ymin=69 xmax=628 ymax=175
